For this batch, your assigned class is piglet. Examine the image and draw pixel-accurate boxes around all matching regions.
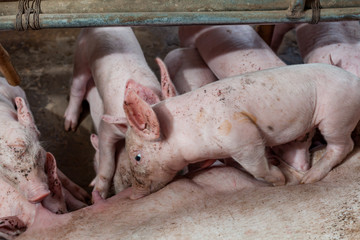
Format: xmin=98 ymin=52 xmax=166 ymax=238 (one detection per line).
xmin=90 ymin=53 xmax=216 ymax=193
xmin=182 ymin=24 xmax=317 ymax=173
xmin=64 ymin=27 xmax=162 ymax=198
xmin=296 ymin=21 xmax=360 ymax=77
xmin=122 ymin=63 xmax=360 ymax=199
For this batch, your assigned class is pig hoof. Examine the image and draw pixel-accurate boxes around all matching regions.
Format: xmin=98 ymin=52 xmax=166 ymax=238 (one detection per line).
xmin=301 ymin=173 xmax=319 ymax=184
xmin=91 ymin=191 xmax=105 ymax=205
xmin=265 ymin=167 xmax=286 ymax=186
xmin=301 ymin=168 xmax=328 ymax=184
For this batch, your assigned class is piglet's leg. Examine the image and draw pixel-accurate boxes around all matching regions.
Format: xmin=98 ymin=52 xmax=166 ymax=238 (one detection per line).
xmin=302 ymin=117 xmax=356 ymax=184
xmin=302 ymin=137 xmax=354 ymax=184
xmin=232 ymin=122 xmax=285 ymax=186
xmin=64 ymin=53 xmax=91 ymax=132
xmin=63 ymin=188 xmax=88 ymax=211
xmin=272 ymin=130 xmax=315 ymax=172
xmin=0 ymin=216 xmax=27 ymax=238
xmin=93 ymin=121 xmax=118 ymax=198
xmin=57 ymin=169 xmax=90 ymax=203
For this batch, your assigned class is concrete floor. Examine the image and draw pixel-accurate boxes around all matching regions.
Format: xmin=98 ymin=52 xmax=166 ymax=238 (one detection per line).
xmin=0 ymin=26 xmax=301 ymax=194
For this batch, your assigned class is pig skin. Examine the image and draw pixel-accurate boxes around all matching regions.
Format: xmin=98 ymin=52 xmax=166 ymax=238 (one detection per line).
xmin=163 ymin=47 xmax=218 ymax=94
xmin=88 ymin=47 xmax=218 ymax=194
xmin=178 ymin=25 xmax=315 ymax=172
xmin=15 ymin=146 xmax=360 ymax=240
xmin=0 ymin=77 xmax=50 ymax=203
xmin=0 ymin=151 xmax=87 ymax=240
xmin=179 ymin=25 xmax=286 ymax=79
xmin=296 ymin=21 xmax=360 ymax=77
xmin=63 ymin=27 xmax=162 ymax=198
xmin=123 ymin=63 xmax=360 ymax=198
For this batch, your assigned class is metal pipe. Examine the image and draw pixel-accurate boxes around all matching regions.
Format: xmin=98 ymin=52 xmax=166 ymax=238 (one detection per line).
xmin=1 ymin=0 xmax=360 ymax=15
xmin=1 ymin=8 xmax=360 ymax=30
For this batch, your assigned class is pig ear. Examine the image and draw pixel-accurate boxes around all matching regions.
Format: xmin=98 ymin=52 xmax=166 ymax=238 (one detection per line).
xmin=125 ymin=79 xmax=160 ymax=105
xmin=156 ymin=57 xmax=178 ymax=99
xmin=124 ymin=88 xmax=160 ymax=140
xmin=45 ymin=152 xmax=62 ymax=196
xmin=15 ymin=97 xmax=40 ymax=136
xmin=0 ymin=216 xmax=27 ymax=238
xmin=102 ymin=115 xmax=128 ymax=135
xmin=43 ymin=152 xmax=67 ymax=214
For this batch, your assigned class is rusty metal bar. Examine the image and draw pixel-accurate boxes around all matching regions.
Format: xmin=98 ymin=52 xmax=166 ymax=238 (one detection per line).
xmin=0 ymin=0 xmax=360 ymax=30
xmin=1 ymin=0 xmax=359 ymax=14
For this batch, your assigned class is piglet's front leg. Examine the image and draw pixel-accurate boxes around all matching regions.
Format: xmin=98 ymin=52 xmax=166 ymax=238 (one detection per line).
xmin=64 ymin=52 xmax=92 ymax=132
xmin=231 ymin=121 xmax=285 ymax=186
xmin=93 ymin=120 xmax=120 ymax=198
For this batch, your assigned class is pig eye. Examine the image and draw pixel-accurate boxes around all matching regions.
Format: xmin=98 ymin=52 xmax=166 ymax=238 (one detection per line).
xmin=135 ymin=154 xmax=141 ymax=162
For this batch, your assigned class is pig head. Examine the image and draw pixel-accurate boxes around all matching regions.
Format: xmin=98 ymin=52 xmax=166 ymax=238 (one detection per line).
xmin=0 ymin=97 xmax=50 ymax=203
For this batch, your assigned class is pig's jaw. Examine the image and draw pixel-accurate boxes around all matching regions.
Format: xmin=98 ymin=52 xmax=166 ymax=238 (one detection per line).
xmin=25 ymin=204 xmax=69 ymax=235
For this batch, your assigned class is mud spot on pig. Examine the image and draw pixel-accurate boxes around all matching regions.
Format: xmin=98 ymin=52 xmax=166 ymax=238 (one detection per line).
xmin=233 ymin=112 xmax=251 ymax=124
xmin=267 ymin=126 xmax=274 ymax=131
xmin=196 ymin=107 xmax=206 ymax=123
xmin=218 ymin=120 xmax=232 ymax=136
xmin=243 ymin=77 xmax=255 ymax=85
xmin=240 ymin=112 xmax=257 ymax=124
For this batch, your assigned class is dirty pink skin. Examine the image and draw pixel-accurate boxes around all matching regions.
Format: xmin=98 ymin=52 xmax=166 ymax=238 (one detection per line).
xmin=0 ymin=77 xmax=52 ymax=203
xmin=63 ymin=27 xmax=162 ymax=198
xmin=85 ymin=66 xmax=165 ymax=194
xmin=180 ymin=25 xmax=312 ymax=172
xmin=92 ymin=54 xmax=216 ymax=193
xmin=179 ymin=25 xmax=286 ymax=79
xmin=163 ymin=49 xmax=220 ymax=171
xmin=86 ymin=80 xmax=158 ymax=194
xmin=163 ymin=47 xmax=218 ymax=94
xmin=89 ymin=135 xmax=131 ymax=194
xmin=14 ymin=146 xmax=360 ymax=239
xmin=122 ymin=63 xmax=360 ymax=199
xmin=15 ymin=166 xmax=267 ymax=240
xmin=0 ymin=151 xmax=87 ymax=240
xmin=83 ymin=77 xmax=131 ymax=193
xmin=296 ymin=21 xmax=360 ymax=77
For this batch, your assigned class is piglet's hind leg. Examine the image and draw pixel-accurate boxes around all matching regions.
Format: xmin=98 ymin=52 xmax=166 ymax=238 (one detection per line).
xmin=301 ymin=136 xmax=354 ymax=184
xmin=302 ymin=115 xmax=356 ymax=184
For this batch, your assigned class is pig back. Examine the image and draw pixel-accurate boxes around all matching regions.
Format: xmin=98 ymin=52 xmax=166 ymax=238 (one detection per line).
xmin=83 ymin=27 xmax=161 ymax=116
xmin=163 ymin=64 xmax=342 ymax=146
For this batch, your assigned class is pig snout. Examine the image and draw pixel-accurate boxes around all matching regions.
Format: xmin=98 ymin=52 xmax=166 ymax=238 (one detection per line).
xmin=20 ymin=171 xmax=50 ymax=203
xmin=25 ymin=185 xmax=50 ymax=203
